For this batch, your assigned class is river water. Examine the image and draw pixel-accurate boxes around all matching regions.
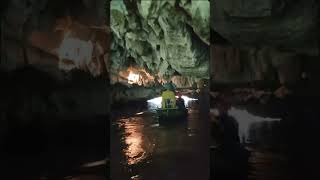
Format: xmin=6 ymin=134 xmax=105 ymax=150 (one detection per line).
xmin=110 ymin=93 xmax=210 ymax=180
xmin=210 ymin=96 xmax=320 ymax=180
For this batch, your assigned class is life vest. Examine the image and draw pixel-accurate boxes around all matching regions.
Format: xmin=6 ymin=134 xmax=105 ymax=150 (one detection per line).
xmin=161 ymin=90 xmax=176 ymax=109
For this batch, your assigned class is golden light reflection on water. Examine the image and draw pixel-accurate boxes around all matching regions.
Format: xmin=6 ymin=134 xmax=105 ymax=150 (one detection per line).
xmin=122 ymin=118 xmax=147 ymax=165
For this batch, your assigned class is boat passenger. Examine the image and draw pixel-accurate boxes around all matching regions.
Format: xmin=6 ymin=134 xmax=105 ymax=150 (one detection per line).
xmin=161 ymin=83 xmax=176 ymax=109
xmin=176 ymin=92 xmax=185 ymax=109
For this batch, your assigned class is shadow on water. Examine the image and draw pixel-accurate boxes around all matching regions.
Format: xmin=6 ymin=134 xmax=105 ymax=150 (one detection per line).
xmin=111 ymin=96 xmax=208 ymax=180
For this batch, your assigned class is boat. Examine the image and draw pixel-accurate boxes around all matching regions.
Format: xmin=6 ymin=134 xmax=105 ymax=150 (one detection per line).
xmin=156 ymin=107 xmax=188 ymax=124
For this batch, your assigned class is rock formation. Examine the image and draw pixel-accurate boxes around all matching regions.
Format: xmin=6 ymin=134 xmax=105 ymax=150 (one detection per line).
xmin=211 ymin=0 xmax=320 ymax=86
xmin=1 ymin=0 xmax=109 ymax=77
xmin=211 ymin=0 xmax=319 ymax=50
xmin=0 ymin=0 xmax=110 ymax=144
xmin=211 ymin=46 xmax=307 ymax=85
xmin=110 ymin=0 xmax=210 ymax=88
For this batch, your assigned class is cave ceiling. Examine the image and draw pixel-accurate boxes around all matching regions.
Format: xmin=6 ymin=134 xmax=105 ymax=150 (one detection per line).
xmin=110 ymin=0 xmax=210 ymax=84
xmin=211 ymin=0 xmax=319 ymax=51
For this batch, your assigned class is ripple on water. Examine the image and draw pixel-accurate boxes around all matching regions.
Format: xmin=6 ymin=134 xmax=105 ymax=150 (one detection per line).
xmin=118 ymin=116 xmax=157 ymax=166
xmin=122 ymin=119 xmax=146 ymax=165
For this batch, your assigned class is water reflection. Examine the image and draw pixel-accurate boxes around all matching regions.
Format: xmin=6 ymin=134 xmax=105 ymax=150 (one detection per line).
xmin=228 ymin=107 xmax=281 ymax=142
xmin=112 ymin=99 xmax=208 ymax=180
xmin=121 ymin=118 xmax=148 ymax=165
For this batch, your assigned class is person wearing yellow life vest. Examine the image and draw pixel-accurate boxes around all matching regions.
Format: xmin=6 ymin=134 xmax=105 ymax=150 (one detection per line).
xmin=161 ymin=81 xmax=176 ymax=109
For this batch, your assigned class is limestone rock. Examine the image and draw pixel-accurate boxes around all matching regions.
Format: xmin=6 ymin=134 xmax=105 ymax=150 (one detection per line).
xmin=1 ymin=0 xmax=109 ymax=78
xmin=211 ymin=0 xmax=319 ymax=49
xmin=211 ymin=45 xmax=306 ymax=85
xmin=110 ymin=0 xmax=210 ymax=87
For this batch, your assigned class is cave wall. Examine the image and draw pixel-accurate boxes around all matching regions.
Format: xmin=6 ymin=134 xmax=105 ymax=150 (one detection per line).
xmin=1 ymin=0 xmax=109 ymax=76
xmin=211 ymin=0 xmax=319 ymax=51
xmin=0 ymin=0 xmax=110 ymax=143
xmin=211 ymin=0 xmax=320 ymax=87
xmin=211 ymin=45 xmax=307 ymax=85
xmin=110 ymin=0 xmax=210 ymax=88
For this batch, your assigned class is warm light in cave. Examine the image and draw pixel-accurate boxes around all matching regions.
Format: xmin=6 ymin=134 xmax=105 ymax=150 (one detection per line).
xmin=116 ymin=67 xmax=155 ymax=86
xmin=128 ymin=72 xmax=140 ymax=84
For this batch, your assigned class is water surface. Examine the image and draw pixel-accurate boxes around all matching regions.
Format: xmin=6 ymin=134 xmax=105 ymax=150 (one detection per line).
xmin=111 ymin=97 xmax=209 ymax=180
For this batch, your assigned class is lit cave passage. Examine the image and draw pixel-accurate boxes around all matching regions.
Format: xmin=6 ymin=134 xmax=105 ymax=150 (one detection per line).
xmin=109 ymin=0 xmax=210 ymax=180
xmin=1 ymin=0 xmax=109 ymax=179
xmin=210 ymin=0 xmax=320 ymax=180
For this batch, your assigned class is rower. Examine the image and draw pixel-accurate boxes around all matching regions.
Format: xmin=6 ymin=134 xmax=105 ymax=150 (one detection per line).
xmin=161 ymin=82 xmax=176 ymax=109
xmin=176 ymin=92 xmax=185 ymax=109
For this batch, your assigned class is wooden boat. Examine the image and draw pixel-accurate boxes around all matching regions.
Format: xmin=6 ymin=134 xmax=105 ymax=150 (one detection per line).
xmin=156 ymin=107 xmax=188 ymax=123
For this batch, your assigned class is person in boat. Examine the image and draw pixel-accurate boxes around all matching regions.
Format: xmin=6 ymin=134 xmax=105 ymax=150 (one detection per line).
xmin=213 ymin=95 xmax=250 ymax=180
xmin=161 ymin=82 xmax=176 ymax=109
xmin=215 ymin=95 xmax=240 ymax=145
xmin=176 ymin=92 xmax=185 ymax=110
